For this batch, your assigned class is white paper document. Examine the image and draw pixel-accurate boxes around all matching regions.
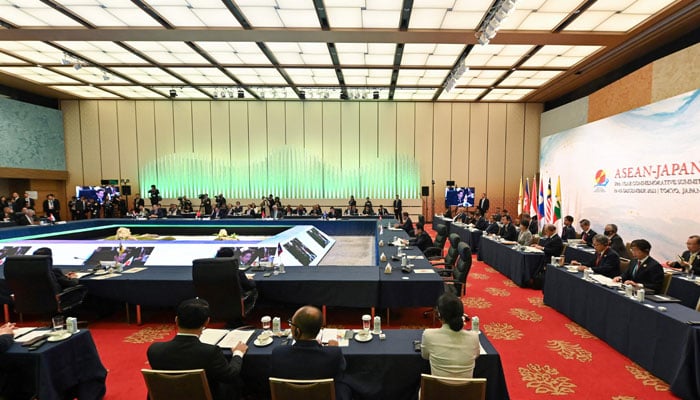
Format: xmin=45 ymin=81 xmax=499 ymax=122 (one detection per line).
xmin=15 ymin=328 xmax=48 ymax=343
xmin=413 ymin=269 xmax=436 ymax=274
xmin=317 ymin=328 xmax=349 ymax=346
xmin=199 ymin=328 xmax=230 ymax=345
xmin=217 ymin=330 xmax=255 ymax=348
xmin=122 ymin=267 xmax=147 ymax=274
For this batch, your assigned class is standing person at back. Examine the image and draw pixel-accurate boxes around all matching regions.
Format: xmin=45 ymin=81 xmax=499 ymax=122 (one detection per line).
xmin=421 ymin=293 xmax=480 ymax=378
xmin=147 ymin=298 xmax=248 ymax=400
xmin=579 ymin=219 xmax=597 ymax=247
xmin=270 ymin=305 xmax=351 ymax=400
xmin=393 ymin=195 xmax=402 ymax=222
xmin=477 ymin=193 xmax=489 ymax=215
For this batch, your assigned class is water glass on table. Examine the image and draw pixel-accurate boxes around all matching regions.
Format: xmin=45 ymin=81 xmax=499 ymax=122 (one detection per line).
xmin=52 ymin=315 xmax=65 ymax=331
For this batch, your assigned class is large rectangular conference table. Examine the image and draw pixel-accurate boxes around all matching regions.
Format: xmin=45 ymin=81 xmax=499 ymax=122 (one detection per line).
xmin=239 ymin=328 xmax=510 ymax=400
xmin=0 ymin=329 xmax=107 ymax=400
xmin=449 ymin=222 xmax=483 ymax=252
xmin=477 ymin=236 xmax=545 ymax=287
xmin=543 ymin=266 xmax=700 ymax=399
xmin=565 ymin=245 xmax=700 ymax=309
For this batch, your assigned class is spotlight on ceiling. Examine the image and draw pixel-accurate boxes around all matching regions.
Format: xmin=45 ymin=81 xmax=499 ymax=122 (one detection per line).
xmin=238 ymin=89 xmax=244 ymax=98
xmin=373 ymin=91 xmax=379 ymax=100
xmin=61 ymin=53 xmax=71 ymax=65
xmin=102 ymin=71 xmax=110 ymax=81
xmin=169 ymin=89 xmax=177 ymax=98
xmin=74 ymin=63 xmax=82 ymax=71
xmin=299 ymin=90 xmax=306 ymax=100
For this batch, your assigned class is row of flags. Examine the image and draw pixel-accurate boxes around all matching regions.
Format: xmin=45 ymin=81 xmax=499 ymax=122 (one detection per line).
xmin=517 ymin=176 xmax=562 ymax=225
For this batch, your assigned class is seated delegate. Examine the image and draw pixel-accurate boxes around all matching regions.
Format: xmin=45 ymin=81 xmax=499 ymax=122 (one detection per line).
xmin=613 ymin=239 xmax=664 ymax=293
xmin=666 ymin=234 xmax=700 ymax=275
xmin=572 ymin=234 xmax=620 ymax=278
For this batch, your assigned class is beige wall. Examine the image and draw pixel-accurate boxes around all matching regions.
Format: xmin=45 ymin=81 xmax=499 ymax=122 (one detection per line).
xmin=62 ymin=100 xmax=541 ymax=217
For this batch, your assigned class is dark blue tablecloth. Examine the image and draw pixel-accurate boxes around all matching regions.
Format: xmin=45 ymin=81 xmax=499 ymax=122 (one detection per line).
xmin=0 ymin=329 xmax=107 ymax=400
xmin=543 ymin=266 xmax=700 ymax=399
xmin=240 ymin=329 xmax=509 ymax=400
xmin=432 ymin=216 xmax=452 ymax=232
xmin=563 ymin=244 xmax=596 ymax=265
xmin=477 ymin=237 xmax=545 ymax=287
xmin=450 ymin=223 xmax=483 ymax=252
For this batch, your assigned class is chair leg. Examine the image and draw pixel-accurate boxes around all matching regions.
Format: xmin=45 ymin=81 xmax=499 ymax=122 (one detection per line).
xmin=136 ymin=304 xmax=142 ymax=325
xmin=125 ymin=303 xmax=131 ymax=324
xmin=322 ymin=305 xmax=327 ymax=326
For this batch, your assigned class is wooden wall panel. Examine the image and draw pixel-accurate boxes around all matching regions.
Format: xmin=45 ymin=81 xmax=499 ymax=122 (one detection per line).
xmin=432 ymin=103 xmax=452 ymax=190
xmin=378 ymin=102 xmax=397 ymax=199
xmin=62 ymin=101 xmax=83 ymax=188
xmin=450 ymin=103 xmax=470 ymax=187
xmin=414 ymin=103 xmax=433 ymax=191
xmin=396 ymin=103 xmax=415 ymax=158
xmin=523 ymin=103 xmax=542 ymax=180
xmin=468 ymin=103 xmax=488 ymax=200
xmin=78 ymin=101 xmax=101 ymax=185
xmin=173 ymin=101 xmax=193 ymax=153
xmin=504 ymin=103 xmax=525 ymax=215
xmin=359 ymin=102 xmax=378 ymax=193
xmin=341 ymin=102 xmax=360 ymax=193
xmin=285 ymin=102 xmax=304 ymax=148
xmin=304 ymin=102 xmax=323 ymax=156
xmin=588 ymin=65 xmax=652 ymax=123
xmin=153 ymin=102 xmax=175 ymax=159
xmin=116 ymin=101 xmax=138 ymax=186
xmin=227 ymin=102 xmax=248 ymax=198
xmin=266 ymin=102 xmax=286 ymax=146
xmin=322 ymin=102 xmax=342 ymax=197
xmin=191 ymin=102 xmax=212 ymax=160
xmin=134 ymin=101 xmax=156 ymax=195
xmin=487 ymin=104 xmax=507 ymax=211
xmin=97 ymin=101 xmax=120 ymax=180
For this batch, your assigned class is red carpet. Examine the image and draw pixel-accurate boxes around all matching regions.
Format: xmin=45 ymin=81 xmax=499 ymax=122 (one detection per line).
xmin=24 ymin=224 xmax=678 ymax=399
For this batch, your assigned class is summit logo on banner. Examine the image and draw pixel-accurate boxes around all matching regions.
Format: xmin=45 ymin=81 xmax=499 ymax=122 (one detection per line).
xmin=593 ymin=169 xmax=609 ymax=192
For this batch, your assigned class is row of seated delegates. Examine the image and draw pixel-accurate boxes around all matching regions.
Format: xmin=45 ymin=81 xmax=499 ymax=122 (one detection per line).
xmin=393 ymin=211 xmax=415 ymax=236
xmin=0 ymin=192 xmax=34 ymax=213
xmin=666 ymin=235 xmax=700 ymax=275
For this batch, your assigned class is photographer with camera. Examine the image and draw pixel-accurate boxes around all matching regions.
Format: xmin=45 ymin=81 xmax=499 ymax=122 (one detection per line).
xmin=215 ymin=193 xmax=227 ymax=209
xmin=199 ymin=194 xmax=212 ymax=215
xmin=178 ymin=196 xmax=193 ymax=213
xmin=148 ymin=185 xmax=161 ymax=206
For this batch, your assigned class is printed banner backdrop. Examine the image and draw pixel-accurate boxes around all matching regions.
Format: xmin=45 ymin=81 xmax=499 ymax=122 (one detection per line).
xmin=540 ymin=89 xmax=700 ymax=262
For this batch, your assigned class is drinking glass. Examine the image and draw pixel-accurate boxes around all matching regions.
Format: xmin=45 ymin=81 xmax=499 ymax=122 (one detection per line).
xmin=362 ymin=314 xmax=371 ymax=335
xmin=52 ymin=315 xmax=65 ymax=331
xmin=261 ymin=316 xmax=271 ymax=330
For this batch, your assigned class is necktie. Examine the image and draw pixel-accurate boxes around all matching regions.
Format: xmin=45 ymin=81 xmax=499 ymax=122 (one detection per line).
xmin=582 ymin=232 xmax=587 ymax=242
xmin=689 ymin=253 xmax=697 ymax=265
xmin=595 ymin=253 xmax=602 ymax=266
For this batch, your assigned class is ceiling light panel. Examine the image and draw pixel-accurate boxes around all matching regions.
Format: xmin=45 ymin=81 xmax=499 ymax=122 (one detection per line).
xmin=335 ymin=43 xmax=395 ymax=66
xmin=0 ymin=53 xmax=29 ymax=64
xmin=144 ymin=0 xmax=241 ymax=27
xmin=266 ymin=42 xmax=332 ymax=66
xmin=0 ymin=41 xmax=65 ymax=64
xmin=593 ymin=13 xmax=651 ymax=32
xmin=55 ymin=0 xmax=162 ymax=27
xmin=499 ymin=70 xmax=562 ymax=87
xmin=342 ymin=68 xmax=392 ymax=85
xmin=393 ymin=88 xmax=437 ymax=100
xmin=396 ymin=69 xmax=449 ymax=86
xmin=49 ymin=66 xmax=129 ymax=84
xmin=0 ymin=0 xmax=83 ymax=26
xmin=482 ymin=88 xmax=534 ymax=101
xmin=50 ymin=85 xmax=121 ymax=98
xmin=625 ymin=0 xmax=677 ymax=14
xmin=196 ymin=42 xmax=271 ymax=65
xmin=408 ymin=8 xmax=446 ymax=29
xmin=325 ymin=1 xmax=402 ymax=28
xmin=153 ymin=87 xmax=210 ymax=99
xmin=0 ymin=66 xmax=80 ymax=84
xmin=440 ymin=11 xmax=484 ymax=29
xmin=167 ymin=67 xmax=234 ymax=84
xmin=226 ymin=67 xmax=286 ymax=85
xmin=105 ymin=85 xmax=163 ymax=98
xmin=522 ymin=45 xmax=602 ymax=68
xmin=562 ymin=11 xmax=615 ymax=31
xmin=452 ymin=0 xmax=498 ymax=11
xmin=455 ymin=69 xmax=506 ymax=86
xmin=55 ymin=41 xmax=148 ymax=64
xmin=238 ymin=1 xmax=318 ymax=28
xmin=464 ymin=45 xmax=533 ymax=68
xmin=285 ymin=68 xmax=338 ymax=85
xmin=438 ymin=88 xmax=485 ymax=101
xmin=401 ymin=43 xmax=464 ymax=67
xmin=124 ymin=41 xmax=209 ymax=64
xmin=111 ymin=67 xmax=183 ymax=84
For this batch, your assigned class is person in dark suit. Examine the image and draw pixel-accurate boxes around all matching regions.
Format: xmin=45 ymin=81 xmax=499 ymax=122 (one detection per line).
xmin=270 ymin=305 xmax=350 ymax=400
xmin=572 ymin=235 xmax=620 ymax=278
xmin=147 ymin=298 xmax=248 ymax=400
xmin=666 ymin=235 xmax=700 ymax=275
xmin=16 ymin=193 xmax=35 ymax=211
xmin=393 ymin=195 xmax=402 ymax=222
xmin=528 ymin=215 xmax=538 ymax=235
xmin=395 ymin=212 xmax=414 ymax=237
xmin=474 ymin=212 xmax=488 ymax=230
xmin=535 ymin=224 xmax=564 ymax=260
xmin=499 ymin=215 xmax=517 ymax=241
xmin=9 ymin=193 xmax=21 ymax=213
xmin=32 ymin=247 xmax=82 ymax=292
xmin=148 ymin=204 xmax=166 ymax=219
xmin=579 ymin=219 xmax=597 ymax=246
xmin=408 ymin=223 xmax=434 ymax=253
xmin=604 ymin=224 xmax=630 ymax=259
xmin=215 ymin=248 xmax=257 ymax=327
xmin=477 ymin=193 xmax=489 ymax=215
xmin=76 ymin=196 xmax=89 ymax=220
xmin=614 ymin=239 xmax=664 ymax=293
xmin=132 ymin=193 xmax=145 ymax=212
xmin=16 ymin=208 xmax=36 ymax=226
xmin=147 ymin=185 xmax=161 ymax=206
xmin=561 ymin=215 xmax=576 ymax=242
xmin=42 ymin=194 xmax=60 ymax=221
xmin=485 ymin=214 xmax=500 ymax=235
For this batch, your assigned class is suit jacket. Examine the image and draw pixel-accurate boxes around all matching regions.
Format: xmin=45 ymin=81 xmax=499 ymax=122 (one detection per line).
xmin=609 ymin=234 xmax=630 ymax=259
xmin=499 ymin=223 xmax=517 ymax=241
xmin=16 ymin=214 xmax=34 ymax=226
xmin=540 ymin=234 xmax=564 ymax=259
xmin=528 ymin=219 xmax=538 ymax=234
xmin=475 ymin=217 xmax=488 ymax=231
xmin=485 ymin=222 xmax=499 ymax=235
xmin=270 ymin=339 xmax=349 ymax=400
xmin=477 ymin=198 xmax=489 ymax=214
xmin=401 ymin=217 xmax=415 ymax=237
xmin=585 ymin=248 xmax=620 ymax=278
xmin=670 ymin=250 xmax=700 ymax=275
xmin=517 ymin=230 xmax=533 ymax=246
xmin=620 ymin=256 xmax=664 ymax=293
xmin=411 ymin=231 xmax=434 ymax=253
xmin=581 ymin=229 xmax=597 ymax=246
xmin=147 ymin=335 xmax=243 ymax=400
xmin=0 ymin=334 xmax=13 ymax=353
xmin=561 ymin=225 xmax=576 ymax=242
xmin=393 ymin=199 xmax=402 ymax=211
xmin=43 ymin=199 xmax=60 ymax=216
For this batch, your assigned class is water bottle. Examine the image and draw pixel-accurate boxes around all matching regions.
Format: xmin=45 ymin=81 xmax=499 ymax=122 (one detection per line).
xmin=373 ymin=316 xmax=381 ymax=334
xmin=471 ymin=316 xmax=480 ymax=334
xmin=272 ymin=317 xmax=281 ymax=334
xmin=401 ymin=254 xmax=408 ymax=267
xmin=583 ymin=268 xmax=590 ymax=281
xmin=636 ymin=284 xmax=645 ymax=302
xmin=66 ymin=317 xmax=78 ymax=333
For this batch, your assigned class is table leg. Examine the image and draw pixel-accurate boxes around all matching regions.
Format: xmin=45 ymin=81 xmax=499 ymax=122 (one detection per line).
xmin=125 ymin=303 xmax=130 ymax=324
xmin=322 ymin=305 xmax=326 ymax=326
xmin=136 ymin=304 xmax=142 ymax=325
xmin=3 ymin=304 xmax=8 ymax=323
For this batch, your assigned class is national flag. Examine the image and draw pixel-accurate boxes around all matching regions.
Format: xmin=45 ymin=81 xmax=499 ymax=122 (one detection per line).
xmin=517 ymin=178 xmax=523 ymax=216
xmin=546 ymin=178 xmax=553 ymax=224
xmin=537 ymin=178 xmax=545 ymax=220
xmin=554 ymin=176 xmax=562 ymax=223
xmin=277 ymin=242 xmax=283 ymax=257
xmin=522 ymin=178 xmax=530 ymax=218
xmin=529 ymin=177 xmax=538 ymax=217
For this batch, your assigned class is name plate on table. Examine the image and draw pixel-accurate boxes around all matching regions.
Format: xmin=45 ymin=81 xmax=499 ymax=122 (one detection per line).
xmin=646 ymin=294 xmax=682 ymax=303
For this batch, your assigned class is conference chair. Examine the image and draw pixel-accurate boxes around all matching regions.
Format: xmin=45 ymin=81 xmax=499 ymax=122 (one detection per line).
xmin=619 ymin=258 xmax=631 ymax=275
xmin=661 ymin=272 xmax=673 ymax=295
xmin=431 ymin=234 xmax=461 ymax=277
xmin=695 ymin=296 xmax=700 ymax=312
xmin=192 ymin=257 xmax=253 ymax=326
xmin=419 ymin=374 xmax=486 ymax=400
xmin=141 ymin=369 xmax=212 ymax=400
xmin=560 ymin=242 xmax=568 ymax=256
xmin=424 ymin=224 xmax=448 ymax=259
xmin=418 ymin=214 xmax=426 ymax=225
xmin=269 ymin=377 xmax=335 ymax=400
xmin=4 ymin=255 xmax=87 ymax=322
xmin=444 ymin=242 xmax=473 ymax=298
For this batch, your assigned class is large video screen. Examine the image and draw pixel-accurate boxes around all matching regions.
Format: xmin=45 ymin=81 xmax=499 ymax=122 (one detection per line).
xmin=75 ymin=185 xmax=121 ymax=204
xmin=445 ymin=187 xmax=475 ymax=207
